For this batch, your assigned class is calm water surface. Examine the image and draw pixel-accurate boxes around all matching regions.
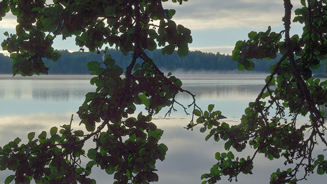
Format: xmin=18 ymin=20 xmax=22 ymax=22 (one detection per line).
xmin=0 ymin=74 xmax=324 ymax=184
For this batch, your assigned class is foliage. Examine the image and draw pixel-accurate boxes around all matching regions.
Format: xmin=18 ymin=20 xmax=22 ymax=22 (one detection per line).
xmin=188 ymin=0 xmax=327 ymax=183
xmin=0 ymin=0 xmax=194 ymax=183
xmin=2 ymin=0 xmax=327 ymax=184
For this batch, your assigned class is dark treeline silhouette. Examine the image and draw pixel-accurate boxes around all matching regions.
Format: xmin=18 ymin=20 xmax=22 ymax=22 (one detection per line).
xmin=0 ymin=49 xmax=325 ymax=74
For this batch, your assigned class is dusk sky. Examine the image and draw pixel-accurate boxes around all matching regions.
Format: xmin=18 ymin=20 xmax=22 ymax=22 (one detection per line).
xmin=0 ymin=0 xmax=304 ymax=55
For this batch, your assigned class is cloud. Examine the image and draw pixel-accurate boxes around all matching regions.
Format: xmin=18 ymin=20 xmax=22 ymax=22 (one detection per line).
xmin=164 ymin=0 xmax=285 ymax=30
xmin=0 ymin=13 xmax=17 ymax=29
xmin=189 ymin=45 xmax=235 ymax=54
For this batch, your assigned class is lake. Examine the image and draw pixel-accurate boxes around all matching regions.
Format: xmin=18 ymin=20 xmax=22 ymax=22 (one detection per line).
xmin=0 ymin=73 xmax=325 ymax=184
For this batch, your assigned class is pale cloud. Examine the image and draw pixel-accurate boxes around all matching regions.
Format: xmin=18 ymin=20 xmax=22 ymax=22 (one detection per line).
xmin=0 ymin=13 xmax=17 ymax=29
xmin=0 ymin=0 xmax=305 ymax=54
xmin=164 ymin=0 xmax=285 ymax=30
xmin=0 ymin=50 xmax=10 ymax=56
xmin=189 ymin=45 xmax=234 ymax=54
xmin=0 ymin=0 xmax=300 ymax=31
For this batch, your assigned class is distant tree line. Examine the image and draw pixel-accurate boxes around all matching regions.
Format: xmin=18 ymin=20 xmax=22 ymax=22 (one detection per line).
xmin=0 ymin=49 xmax=325 ymax=74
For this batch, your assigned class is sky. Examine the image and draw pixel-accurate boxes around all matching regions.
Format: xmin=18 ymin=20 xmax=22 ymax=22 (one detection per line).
xmin=0 ymin=0 xmax=304 ymax=55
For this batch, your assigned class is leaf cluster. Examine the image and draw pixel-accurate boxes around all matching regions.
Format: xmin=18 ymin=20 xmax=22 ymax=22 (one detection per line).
xmin=196 ymin=0 xmax=327 ymax=183
xmin=0 ymin=0 xmax=197 ymax=184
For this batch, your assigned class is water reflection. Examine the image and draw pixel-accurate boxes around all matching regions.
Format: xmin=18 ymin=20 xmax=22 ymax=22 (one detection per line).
xmin=1 ymin=74 xmax=325 ymax=184
xmin=0 ymin=74 xmax=267 ymax=102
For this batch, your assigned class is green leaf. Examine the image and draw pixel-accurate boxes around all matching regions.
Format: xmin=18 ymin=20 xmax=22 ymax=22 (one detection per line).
xmin=225 ymin=141 xmax=232 ymax=150
xmin=204 ymin=111 xmax=209 ymax=118
xmin=317 ymin=167 xmax=325 ymax=175
xmin=201 ymin=174 xmax=208 ymax=180
xmin=31 ymin=7 xmax=43 ymax=12
xmin=74 ymin=130 xmax=84 ymax=136
xmin=104 ymin=57 xmax=115 ymax=66
xmin=105 ymin=165 xmax=115 ymax=174
xmin=28 ymin=132 xmax=35 ymax=141
xmin=5 ymin=175 xmax=15 ymax=184
xmin=158 ymin=143 xmax=168 ymax=152
xmin=208 ymin=104 xmax=214 ymax=112
xmin=138 ymin=94 xmax=150 ymax=107
xmin=87 ymin=149 xmax=97 ymax=160
xmin=50 ymin=127 xmax=58 ymax=136
xmin=237 ymin=63 xmax=245 ymax=71
xmin=165 ymin=44 xmax=175 ymax=55
xmin=38 ymin=131 xmax=47 ymax=139
xmin=194 ymin=109 xmax=201 ymax=116
xmin=90 ymin=77 xmax=98 ymax=85
xmin=205 ymin=129 xmax=216 ymax=141
xmin=227 ymin=151 xmax=234 ymax=159
xmin=318 ymin=154 xmax=324 ymax=161
xmin=177 ymin=41 xmax=188 ymax=57
xmin=87 ymin=61 xmax=101 ymax=72
xmin=168 ymin=9 xmax=176 ymax=19
xmin=13 ymin=137 xmax=21 ymax=144
xmin=215 ymin=152 xmax=221 ymax=160
xmin=147 ymin=172 xmax=159 ymax=182
xmin=248 ymin=31 xmax=257 ymax=40
xmin=200 ymin=127 xmax=206 ymax=133
xmin=147 ymin=38 xmax=157 ymax=51
xmin=86 ymin=161 xmax=95 ymax=169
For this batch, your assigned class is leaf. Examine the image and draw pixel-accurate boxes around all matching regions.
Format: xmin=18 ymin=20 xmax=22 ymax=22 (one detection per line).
xmin=201 ymin=174 xmax=209 ymax=180
xmin=227 ymin=151 xmax=234 ymax=159
xmin=104 ymin=57 xmax=115 ymax=66
xmin=90 ymin=77 xmax=98 ymax=85
xmin=208 ymin=104 xmax=214 ymax=112
xmin=215 ymin=152 xmax=221 ymax=160
xmin=50 ymin=127 xmax=58 ymax=136
xmin=167 ymin=9 xmax=176 ymax=19
xmin=237 ymin=63 xmax=245 ymax=71
xmin=225 ymin=141 xmax=232 ymax=150
xmin=28 ymin=132 xmax=35 ymax=141
xmin=5 ymin=175 xmax=15 ymax=184
xmin=13 ymin=137 xmax=21 ymax=144
xmin=165 ymin=44 xmax=175 ymax=55
xmin=87 ymin=149 xmax=97 ymax=160
xmin=87 ymin=61 xmax=101 ymax=72
xmin=194 ymin=109 xmax=201 ymax=116
xmin=105 ymin=165 xmax=115 ymax=174
xmin=317 ymin=167 xmax=325 ymax=175
xmin=38 ymin=131 xmax=47 ymax=139
xmin=158 ymin=143 xmax=168 ymax=152
xmin=177 ymin=41 xmax=188 ymax=57
xmin=204 ymin=111 xmax=209 ymax=118
xmin=147 ymin=38 xmax=157 ymax=51
xmin=147 ymin=172 xmax=159 ymax=182
xmin=205 ymin=129 xmax=216 ymax=141
xmin=248 ymin=31 xmax=257 ymax=40
xmin=200 ymin=127 xmax=206 ymax=133
xmin=74 ymin=130 xmax=84 ymax=136
xmin=318 ymin=154 xmax=324 ymax=161
xmin=138 ymin=94 xmax=150 ymax=107
xmin=31 ymin=7 xmax=43 ymax=12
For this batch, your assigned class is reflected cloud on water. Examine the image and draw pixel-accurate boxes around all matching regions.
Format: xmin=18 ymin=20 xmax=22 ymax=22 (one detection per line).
xmin=0 ymin=74 xmax=326 ymax=183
